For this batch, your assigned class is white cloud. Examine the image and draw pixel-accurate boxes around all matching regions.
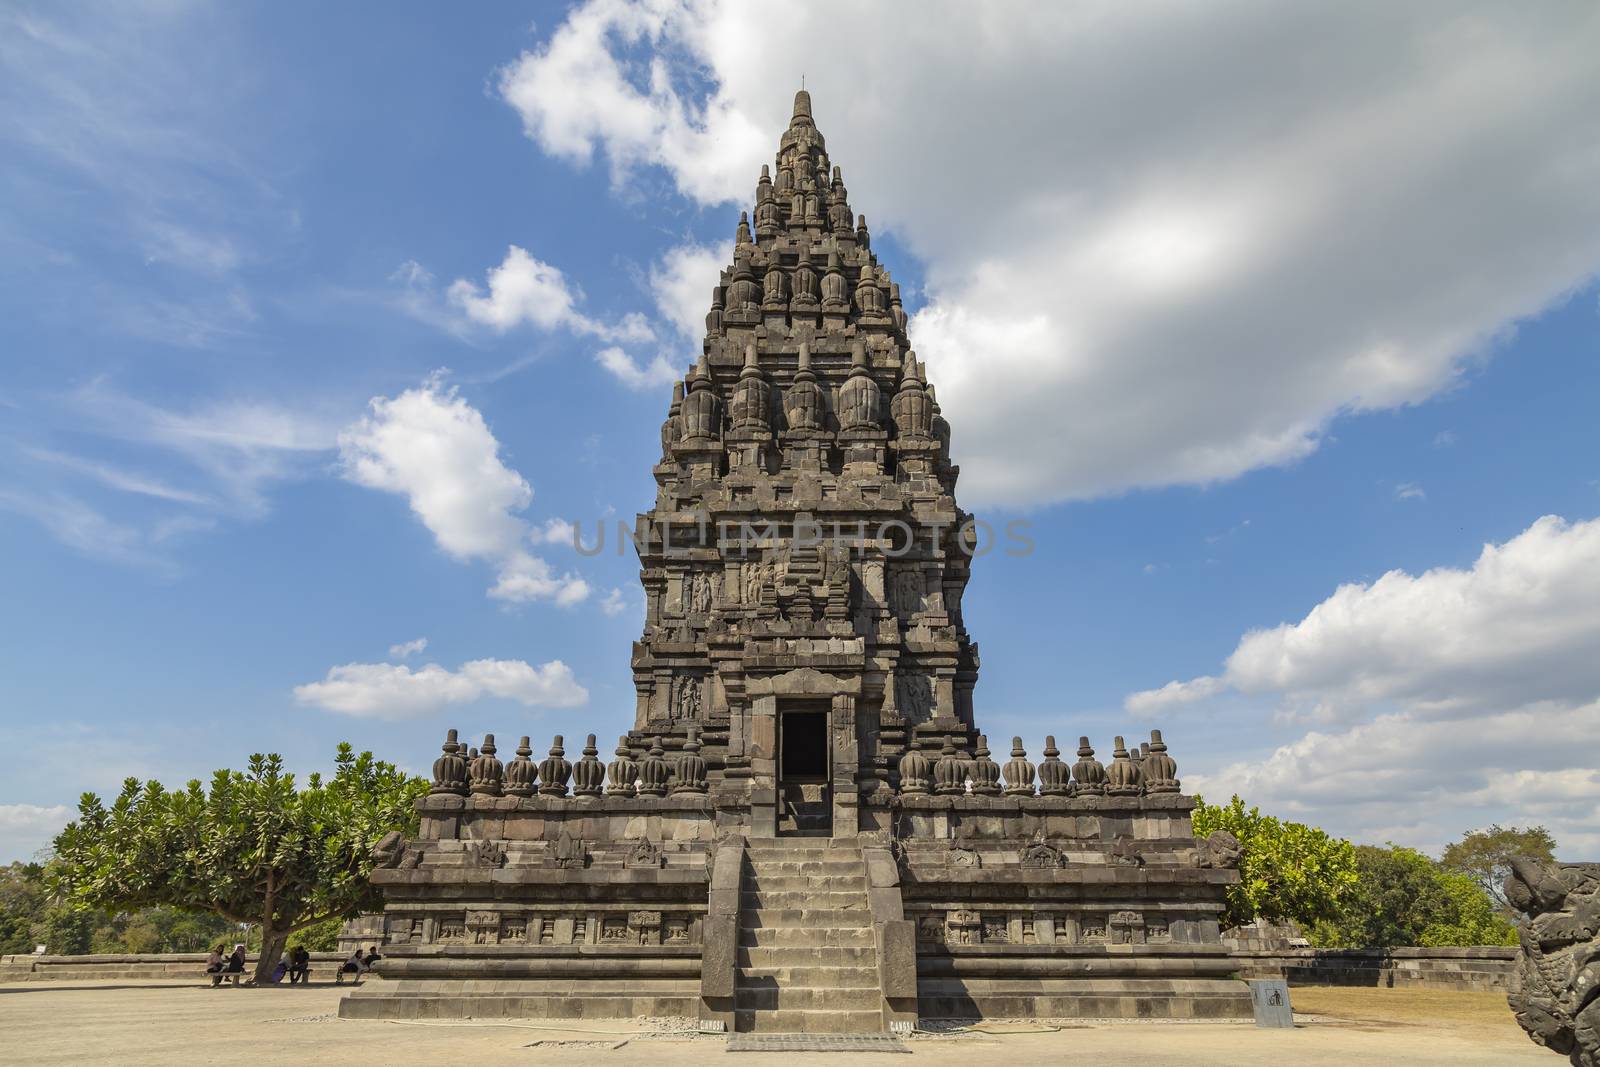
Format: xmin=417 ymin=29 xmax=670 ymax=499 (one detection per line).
xmin=337 ymin=377 xmax=589 ymax=605
xmin=388 ymin=637 xmax=428 ymax=659
xmin=1393 ymin=482 xmax=1426 ymax=501
xmin=530 ymin=517 xmax=576 ymax=546
xmin=448 ymin=245 xmax=653 ymax=343
xmin=0 ymin=803 xmax=72 ymax=863
xmin=495 ymin=1 xmax=1600 ymax=507
xmin=294 ymin=657 xmax=588 ymax=719
xmin=1130 ymin=514 xmax=1600 ymax=852
xmin=650 ymin=240 xmax=731 ymax=342
xmin=1187 ymin=702 xmax=1600 ymax=856
xmin=595 ymin=345 xmax=680 ymax=390
xmin=599 ymin=587 xmax=629 ymax=617
xmin=1131 ymin=515 xmax=1600 ymax=721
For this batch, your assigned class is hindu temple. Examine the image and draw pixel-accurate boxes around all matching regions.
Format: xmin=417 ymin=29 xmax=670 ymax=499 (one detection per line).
xmin=340 ymin=88 xmax=1252 ymax=1034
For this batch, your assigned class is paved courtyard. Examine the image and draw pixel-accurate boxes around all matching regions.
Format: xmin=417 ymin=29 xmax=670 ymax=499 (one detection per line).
xmin=0 ymin=980 xmax=1547 ymax=1065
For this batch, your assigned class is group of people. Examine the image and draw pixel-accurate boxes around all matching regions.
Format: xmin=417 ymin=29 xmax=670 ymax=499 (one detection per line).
xmin=204 ymin=944 xmax=377 ymax=986
xmin=334 ymin=946 xmax=382 ymax=985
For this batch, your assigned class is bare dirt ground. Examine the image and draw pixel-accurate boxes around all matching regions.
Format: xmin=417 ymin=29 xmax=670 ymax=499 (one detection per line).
xmin=1 ymin=979 xmax=1546 ymax=1066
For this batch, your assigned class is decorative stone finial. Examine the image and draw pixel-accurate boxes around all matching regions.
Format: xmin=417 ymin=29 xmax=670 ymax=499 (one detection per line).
xmin=792 ymin=87 xmax=813 ymax=124
xmin=638 ymin=736 xmax=670 ymax=797
xmin=1003 ymin=737 xmax=1036 ymax=797
xmin=672 ymin=724 xmax=708 ymax=794
xmin=892 ymin=350 xmax=933 ymax=439
xmin=605 ymin=736 xmax=638 ymax=797
xmin=898 ymin=735 xmax=931 ymax=796
xmin=469 ymin=734 xmax=503 ymax=796
xmin=784 ymin=342 xmax=822 ymax=431
xmin=680 ymin=354 xmax=722 ymax=443
xmin=933 ymin=734 xmax=966 ymax=796
xmin=969 ymin=735 xmax=1002 ymax=796
xmin=1143 ymin=729 xmax=1180 ymax=794
xmin=431 ymin=728 xmax=468 ymax=795
xmin=838 ymin=339 xmax=880 ymax=431
xmin=731 ymin=342 xmax=771 ymax=431
xmin=1071 ymin=736 xmax=1106 ymax=796
xmin=504 ymin=735 xmax=537 ymax=796
xmin=538 ymin=735 xmax=572 ymax=798
xmin=1105 ymin=735 xmax=1144 ymax=796
xmin=736 ymin=209 xmax=752 ymax=245
xmin=1037 ymin=735 xmax=1069 ymax=796
xmin=572 ymin=733 xmax=604 ymax=797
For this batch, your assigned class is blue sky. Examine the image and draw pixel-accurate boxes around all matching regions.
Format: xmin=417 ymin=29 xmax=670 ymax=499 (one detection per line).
xmin=3 ymin=1 xmax=1598 ymax=861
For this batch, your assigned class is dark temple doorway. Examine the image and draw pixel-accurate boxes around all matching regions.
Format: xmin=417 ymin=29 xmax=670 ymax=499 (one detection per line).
xmin=778 ymin=704 xmax=831 ymax=835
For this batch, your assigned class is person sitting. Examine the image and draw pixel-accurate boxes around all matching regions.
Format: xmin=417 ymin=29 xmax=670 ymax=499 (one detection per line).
xmin=288 ymin=946 xmax=311 ymax=985
xmin=205 ymin=945 xmax=226 ymax=987
xmin=334 ymin=948 xmax=365 ymax=985
xmin=361 ymin=946 xmax=382 ymax=971
xmin=221 ymin=943 xmax=247 ymax=987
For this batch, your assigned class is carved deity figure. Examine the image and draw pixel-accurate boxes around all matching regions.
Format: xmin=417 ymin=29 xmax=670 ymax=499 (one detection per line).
xmin=1505 ymin=857 xmax=1600 ymax=1066
xmin=671 ymin=674 xmax=702 ymax=721
xmin=896 ymin=672 xmax=932 ymax=722
xmin=892 ymin=568 xmax=923 ymax=619
xmin=688 ymin=571 xmax=714 ymax=615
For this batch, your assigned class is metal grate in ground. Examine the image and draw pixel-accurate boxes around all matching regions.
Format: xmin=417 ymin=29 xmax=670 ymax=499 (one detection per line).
xmin=726 ymin=1033 xmax=910 ymax=1053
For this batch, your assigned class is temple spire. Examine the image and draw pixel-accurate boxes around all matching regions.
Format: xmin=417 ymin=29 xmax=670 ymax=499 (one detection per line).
xmin=791 ymin=87 xmax=813 ymax=127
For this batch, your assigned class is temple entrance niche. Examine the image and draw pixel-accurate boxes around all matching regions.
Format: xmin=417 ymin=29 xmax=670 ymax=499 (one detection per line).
xmin=778 ymin=700 xmax=831 ymax=836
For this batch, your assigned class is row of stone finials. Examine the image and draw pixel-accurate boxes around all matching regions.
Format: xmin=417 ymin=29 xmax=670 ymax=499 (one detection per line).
xmin=428 ymin=726 xmax=1180 ymax=799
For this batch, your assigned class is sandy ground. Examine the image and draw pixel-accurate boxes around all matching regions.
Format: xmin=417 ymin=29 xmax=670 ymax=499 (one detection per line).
xmin=1 ymin=979 xmax=1547 ymax=1066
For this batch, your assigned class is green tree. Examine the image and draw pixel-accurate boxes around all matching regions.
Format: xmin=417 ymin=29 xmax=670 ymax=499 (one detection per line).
xmin=1193 ymin=795 xmax=1359 ymax=930
xmin=1440 ymin=824 xmax=1557 ymax=910
xmin=0 ymin=862 xmax=48 ymax=954
xmin=51 ymin=744 xmax=425 ymax=983
xmin=1312 ymin=844 xmax=1517 ymax=948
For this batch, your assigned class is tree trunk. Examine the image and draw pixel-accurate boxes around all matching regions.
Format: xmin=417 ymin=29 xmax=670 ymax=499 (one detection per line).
xmin=253 ymin=924 xmax=290 ymax=985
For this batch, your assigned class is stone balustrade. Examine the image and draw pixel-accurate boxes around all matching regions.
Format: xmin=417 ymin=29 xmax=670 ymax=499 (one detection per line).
xmin=896 ymin=730 xmax=1181 ymax=799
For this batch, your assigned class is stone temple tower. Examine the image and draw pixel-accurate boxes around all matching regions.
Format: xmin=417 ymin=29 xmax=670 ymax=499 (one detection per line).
xmin=627 ymin=88 xmax=980 ymax=837
xmin=352 ymin=89 xmax=1251 ymax=1034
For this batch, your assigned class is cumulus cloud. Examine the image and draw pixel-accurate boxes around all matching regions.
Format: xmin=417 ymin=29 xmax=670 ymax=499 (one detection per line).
xmin=1128 ymin=515 xmax=1600 ymax=722
xmin=294 ymin=657 xmax=588 ymax=719
xmin=448 ymin=245 xmax=653 ymax=343
xmin=650 ymin=240 xmax=731 ymax=342
xmin=495 ymin=1 xmax=1600 ymax=506
xmin=337 ymin=377 xmax=589 ymax=605
xmin=1129 ymin=514 xmax=1600 ymax=852
xmin=388 ymin=637 xmax=428 ymax=659
xmin=594 ymin=345 xmax=679 ymax=390
xmin=599 ymin=587 xmax=630 ymax=617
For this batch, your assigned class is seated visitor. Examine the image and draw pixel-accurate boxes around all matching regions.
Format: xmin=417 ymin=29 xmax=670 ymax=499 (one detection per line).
xmin=205 ymin=945 xmax=225 ymax=986
xmin=335 ymin=948 xmax=365 ymax=985
xmin=288 ymin=946 xmax=311 ymax=985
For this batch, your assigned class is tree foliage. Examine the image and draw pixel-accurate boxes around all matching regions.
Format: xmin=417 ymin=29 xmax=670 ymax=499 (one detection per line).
xmin=1193 ymin=795 xmax=1358 ymax=930
xmin=51 ymin=745 xmax=425 ymax=982
xmin=1310 ymin=844 xmax=1518 ymax=948
xmin=1440 ymin=824 xmax=1557 ymax=910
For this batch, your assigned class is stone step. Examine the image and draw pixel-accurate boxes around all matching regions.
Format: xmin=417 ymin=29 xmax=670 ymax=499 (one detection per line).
xmin=738 ymin=908 xmax=873 ymax=929
xmin=735 ymin=985 xmax=883 ymax=1011
xmin=734 ymin=1008 xmax=885 ymax=1034
xmin=740 ymin=889 xmax=867 ymax=908
xmin=738 ymin=926 xmax=875 ymax=948
xmin=746 ymin=857 xmax=863 ymax=871
xmin=746 ymin=874 xmax=867 ymax=891
xmin=745 ymin=863 xmax=864 ymax=883
xmin=737 ymin=965 xmax=879 ymax=988
xmin=737 ymin=945 xmax=877 ymax=967
xmin=744 ymin=846 xmax=863 ymax=858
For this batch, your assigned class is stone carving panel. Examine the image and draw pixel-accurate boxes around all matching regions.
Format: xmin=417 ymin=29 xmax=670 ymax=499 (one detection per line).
xmin=1505 ymin=858 xmax=1600 ymax=1066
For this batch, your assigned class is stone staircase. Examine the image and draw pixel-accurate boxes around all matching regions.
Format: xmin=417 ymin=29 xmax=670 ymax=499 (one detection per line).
xmin=735 ymin=840 xmax=884 ymax=1034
